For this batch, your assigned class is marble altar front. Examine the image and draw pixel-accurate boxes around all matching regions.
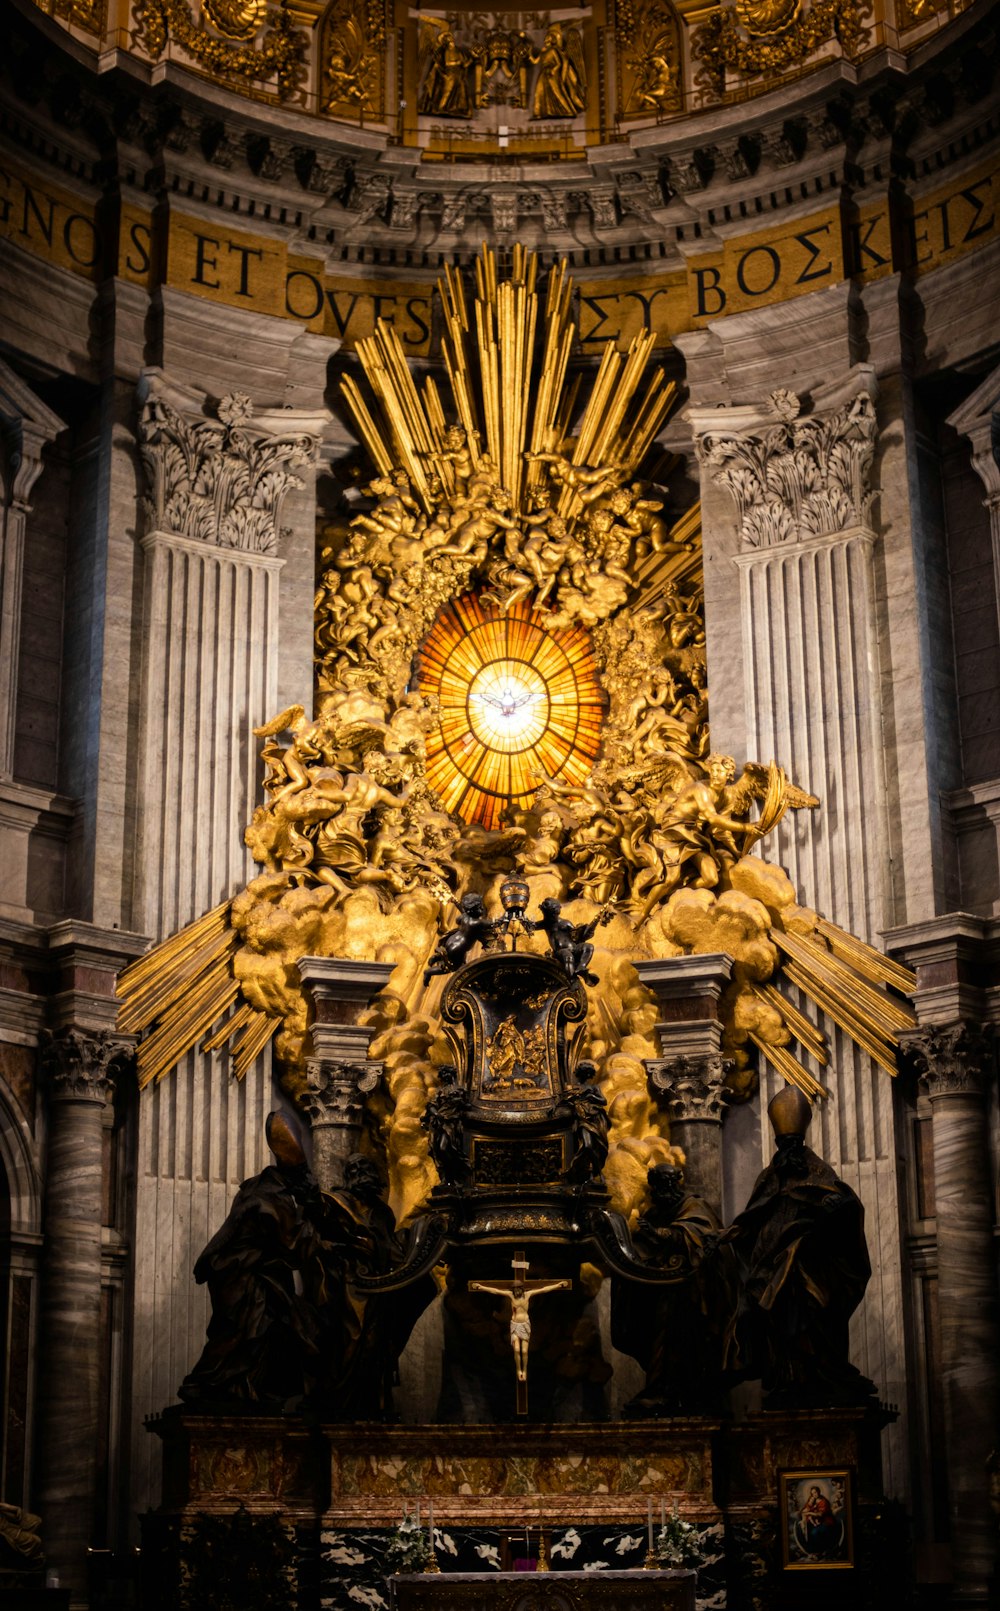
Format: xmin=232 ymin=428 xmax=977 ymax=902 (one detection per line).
xmin=389 ymin=1570 xmax=696 ymax=1609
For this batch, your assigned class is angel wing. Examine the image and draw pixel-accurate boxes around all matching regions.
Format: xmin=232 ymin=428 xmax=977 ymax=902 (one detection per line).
xmin=253 ymin=704 xmax=305 ymax=739
xmin=417 ymin=13 xmax=449 ymax=55
xmin=563 ymin=23 xmax=587 ymax=94
xmin=727 ymin=761 xmax=819 ymax=839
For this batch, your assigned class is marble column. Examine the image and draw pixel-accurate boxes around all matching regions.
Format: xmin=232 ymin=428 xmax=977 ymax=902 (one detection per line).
xmin=35 ymin=1027 xmax=128 ymax=1607
xmin=903 ymin=1021 xmax=999 ymax=1608
xmin=297 ymin=958 xmax=393 ymax=1190
xmin=636 ymin=954 xmax=733 ymax=1216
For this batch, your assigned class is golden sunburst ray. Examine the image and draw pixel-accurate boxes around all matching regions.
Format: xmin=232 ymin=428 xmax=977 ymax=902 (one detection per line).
xmin=341 ymin=244 xmax=675 ymax=524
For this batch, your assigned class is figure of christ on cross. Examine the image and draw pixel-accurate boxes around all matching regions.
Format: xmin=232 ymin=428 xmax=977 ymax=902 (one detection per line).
xmin=469 ymin=1252 xmax=572 ymax=1415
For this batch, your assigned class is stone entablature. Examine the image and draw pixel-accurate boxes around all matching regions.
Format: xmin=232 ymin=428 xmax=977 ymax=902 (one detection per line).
xmin=1 ymin=2 xmax=996 ymax=354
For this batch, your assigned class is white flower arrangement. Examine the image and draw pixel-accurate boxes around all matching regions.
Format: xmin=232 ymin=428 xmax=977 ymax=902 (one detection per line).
xmin=655 ymin=1506 xmax=702 ymax=1570
xmin=384 ymin=1513 xmax=431 ymax=1574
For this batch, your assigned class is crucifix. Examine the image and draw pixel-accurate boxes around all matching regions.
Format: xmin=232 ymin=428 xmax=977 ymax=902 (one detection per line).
xmin=469 ymin=1251 xmax=572 ymax=1415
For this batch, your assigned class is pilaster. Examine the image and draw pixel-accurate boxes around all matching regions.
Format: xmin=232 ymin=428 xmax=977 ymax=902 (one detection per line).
xmin=127 ymin=369 xmax=326 ymax=1521
xmin=678 ymin=313 xmax=910 ymax=1493
xmin=132 ymin=371 xmax=323 ymax=942
xmin=945 ymin=365 xmax=1000 ymax=657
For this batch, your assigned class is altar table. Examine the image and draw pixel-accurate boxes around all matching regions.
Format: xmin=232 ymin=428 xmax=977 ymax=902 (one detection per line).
xmin=390 ymin=1569 xmax=696 ymax=1610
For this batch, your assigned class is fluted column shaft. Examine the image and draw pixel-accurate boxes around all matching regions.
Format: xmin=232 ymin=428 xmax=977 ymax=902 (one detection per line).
xmin=908 ymin=1023 xmax=999 ymax=1607
xmin=35 ymin=1029 xmax=125 ymax=1606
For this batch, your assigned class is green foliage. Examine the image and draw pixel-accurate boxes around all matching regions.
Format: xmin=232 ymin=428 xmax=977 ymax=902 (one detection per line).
xmin=384 ymin=1514 xmax=431 ymax=1573
xmin=655 ymin=1506 xmax=702 ymax=1570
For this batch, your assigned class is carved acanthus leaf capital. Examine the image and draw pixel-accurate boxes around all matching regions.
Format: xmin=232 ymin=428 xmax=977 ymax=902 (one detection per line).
xmin=902 ymin=1021 xmax=995 ymax=1099
xmin=646 ymin=1052 xmax=731 ymax=1121
xmin=698 ymin=385 xmax=877 ymax=548
xmin=39 ymin=1027 xmax=131 ymax=1103
xmin=299 ymin=1059 xmax=381 ymax=1126
xmin=138 ymin=384 xmax=318 ymax=555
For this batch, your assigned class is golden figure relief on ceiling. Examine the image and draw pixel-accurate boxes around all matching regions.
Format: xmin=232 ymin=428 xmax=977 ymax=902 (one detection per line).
xmin=35 ymin=0 xmax=953 ymax=122
xmin=320 ymin=0 xmax=385 ymax=115
xmin=416 ymin=12 xmax=587 ymax=121
xmin=614 ymin=0 xmax=681 ymax=119
xmin=122 ymin=244 xmax=916 ymax=1231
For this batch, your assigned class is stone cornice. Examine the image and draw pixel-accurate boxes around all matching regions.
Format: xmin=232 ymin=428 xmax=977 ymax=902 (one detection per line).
xmin=885 ymin=913 xmax=1000 ymax=1027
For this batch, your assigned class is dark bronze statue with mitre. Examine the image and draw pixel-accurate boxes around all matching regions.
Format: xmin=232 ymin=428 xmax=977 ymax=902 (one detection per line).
xmin=723 ymin=1085 xmax=877 ymax=1409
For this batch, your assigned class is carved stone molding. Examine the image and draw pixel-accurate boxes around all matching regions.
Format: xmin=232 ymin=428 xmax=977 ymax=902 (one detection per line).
xmin=0 ymin=359 xmax=67 ymax=513
xmin=299 ymin=1059 xmax=381 ymax=1128
xmin=39 ymin=1026 xmax=131 ymax=1104
xmin=137 ymin=379 xmax=318 ymax=555
xmin=902 ymin=1021 xmax=995 ymax=1100
xmin=646 ymin=1052 xmax=731 ymax=1121
xmin=698 ymin=384 xmax=878 ymax=548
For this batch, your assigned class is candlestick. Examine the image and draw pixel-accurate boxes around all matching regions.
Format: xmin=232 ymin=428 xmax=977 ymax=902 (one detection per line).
xmin=647 ymin=1499 xmax=653 ymax=1552
xmin=424 ymin=1500 xmax=440 ymax=1574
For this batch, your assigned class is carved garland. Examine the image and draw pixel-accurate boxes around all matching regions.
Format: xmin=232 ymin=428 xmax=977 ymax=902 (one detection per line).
xmin=693 ymin=0 xmax=871 ymax=94
xmin=131 ymin=0 xmax=308 ymax=100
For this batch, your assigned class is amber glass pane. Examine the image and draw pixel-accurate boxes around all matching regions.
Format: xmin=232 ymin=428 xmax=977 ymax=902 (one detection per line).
xmin=417 ymin=592 xmax=604 ymax=828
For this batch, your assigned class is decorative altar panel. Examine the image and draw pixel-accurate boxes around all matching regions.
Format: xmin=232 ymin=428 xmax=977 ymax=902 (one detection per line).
xmin=390 ymin=1571 xmax=696 ymax=1609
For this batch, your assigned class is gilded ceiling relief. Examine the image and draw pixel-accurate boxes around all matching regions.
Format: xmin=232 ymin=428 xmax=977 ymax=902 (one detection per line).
xmin=692 ymin=0 xmax=871 ymax=100
xmin=131 ymin=0 xmax=309 ymax=98
xmin=36 ymin=0 xmax=954 ymax=119
xmin=320 ymin=0 xmax=387 ymax=116
xmin=406 ymin=8 xmax=597 ymax=152
xmin=613 ymin=0 xmax=681 ymax=121
xmin=416 ymin=11 xmax=587 ymax=120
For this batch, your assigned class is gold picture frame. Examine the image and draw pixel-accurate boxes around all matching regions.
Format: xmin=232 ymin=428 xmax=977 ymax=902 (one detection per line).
xmin=779 ymin=1468 xmax=854 ymax=1570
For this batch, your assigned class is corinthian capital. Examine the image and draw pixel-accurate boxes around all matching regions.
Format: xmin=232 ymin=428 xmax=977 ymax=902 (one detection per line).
xmin=39 ymin=1028 xmax=131 ymax=1104
xmin=698 ymin=381 xmax=877 ymax=548
xmin=902 ymin=1021 xmax=995 ymax=1099
xmin=647 ymin=1053 xmax=731 ymax=1122
xmin=299 ymin=1059 xmax=381 ymax=1127
xmin=137 ymin=373 xmax=318 ymax=554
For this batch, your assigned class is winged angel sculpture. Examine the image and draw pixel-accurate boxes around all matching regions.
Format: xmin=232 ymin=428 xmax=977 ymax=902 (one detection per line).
xmin=120 ymin=248 xmax=915 ymax=1228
